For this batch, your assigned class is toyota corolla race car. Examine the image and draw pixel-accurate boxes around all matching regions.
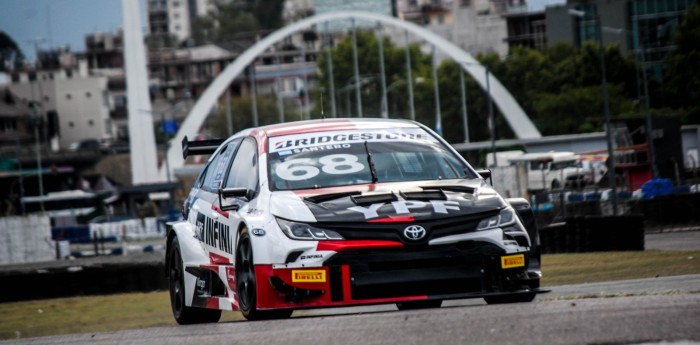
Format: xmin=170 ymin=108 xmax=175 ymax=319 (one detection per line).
xmin=166 ymin=118 xmax=547 ymax=324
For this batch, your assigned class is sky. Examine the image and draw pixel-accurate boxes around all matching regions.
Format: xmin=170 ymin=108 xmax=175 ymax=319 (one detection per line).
xmin=0 ymin=0 xmax=145 ymax=62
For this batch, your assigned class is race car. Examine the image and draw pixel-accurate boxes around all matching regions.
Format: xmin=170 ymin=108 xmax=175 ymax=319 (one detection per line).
xmin=166 ymin=118 xmax=547 ymax=324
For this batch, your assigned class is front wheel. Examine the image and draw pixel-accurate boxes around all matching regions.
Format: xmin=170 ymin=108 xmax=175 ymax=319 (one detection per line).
xmin=484 ymin=293 xmax=536 ymax=305
xmin=236 ymin=229 xmax=293 ymax=321
xmin=396 ymin=300 xmax=443 ymax=310
xmin=168 ymin=236 xmax=221 ymax=324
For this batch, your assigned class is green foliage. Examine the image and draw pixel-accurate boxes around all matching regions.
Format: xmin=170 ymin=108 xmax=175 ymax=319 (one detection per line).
xmin=310 ymin=28 xmax=688 ymax=142
xmin=209 ymin=95 xmax=282 ymax=138
xmin=190 ymin=1 xmax=284 ymax=45
xmin=0 ymin=31 xmax=24 ymax=71
xmin=663 ymin=0 xmax=700 ymax=123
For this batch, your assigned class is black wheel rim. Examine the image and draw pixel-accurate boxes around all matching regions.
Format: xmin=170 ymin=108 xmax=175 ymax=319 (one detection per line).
xmin=236 ymin=237 xmax=255 ymax=311
xmin=169 ymin=245 xmax=184 ymax=316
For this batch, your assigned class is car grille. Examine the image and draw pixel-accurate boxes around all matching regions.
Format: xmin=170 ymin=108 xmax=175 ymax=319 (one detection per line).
xmin=324 ymin=243 xmax=512 ymax=300
xmin=316 ymin=211 xmax=498 ymax=245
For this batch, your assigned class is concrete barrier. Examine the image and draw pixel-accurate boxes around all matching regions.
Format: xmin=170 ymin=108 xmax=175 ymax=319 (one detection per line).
xmin=0 ymin=215 xmax=54 ymax=265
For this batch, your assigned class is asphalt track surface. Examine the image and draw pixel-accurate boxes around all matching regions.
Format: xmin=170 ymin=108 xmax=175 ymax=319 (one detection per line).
xmin=3 ymin=231 xmax=699 ymax=345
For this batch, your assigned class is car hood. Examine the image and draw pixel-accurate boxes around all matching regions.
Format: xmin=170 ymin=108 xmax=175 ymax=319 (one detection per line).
xmin=269 ymin=179 xmax=507 ymax=223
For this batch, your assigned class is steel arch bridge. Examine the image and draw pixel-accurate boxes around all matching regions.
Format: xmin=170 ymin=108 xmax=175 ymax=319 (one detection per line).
xmin=160 ymin=11 xmax=542 ymax=179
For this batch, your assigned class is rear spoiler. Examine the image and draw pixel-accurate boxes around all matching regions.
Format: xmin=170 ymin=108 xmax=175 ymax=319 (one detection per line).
xmin=181 ymin=136 xmax=225 ymax=159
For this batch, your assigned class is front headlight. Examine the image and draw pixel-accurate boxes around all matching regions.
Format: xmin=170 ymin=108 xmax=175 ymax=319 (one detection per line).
xmin=476 ymin=207 xmax=517 ymax=231
xmin=276 ymin=218 xmax=344 ymax=240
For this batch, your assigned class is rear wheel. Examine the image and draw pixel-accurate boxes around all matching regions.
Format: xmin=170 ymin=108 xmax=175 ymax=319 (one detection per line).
xmin=168 ymin=237 xmax=221 ymax=324
xmin=396 ymin=300 xmax=443 ymax=310
xmin=236 ymin=229 xmax=293 ymax=320
xmin=484 ymin=293 xmax=536 ymax=305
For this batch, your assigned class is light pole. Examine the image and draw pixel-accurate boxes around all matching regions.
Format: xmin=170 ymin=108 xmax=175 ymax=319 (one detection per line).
xmin=404 ymin=30 xmax=416 ymax=121
xmin=30 ymin=102 xmax=45 ymax=212
xmin=461 ymin=62 xmax=496 ymax=166
xmin=377 ymin=24 xmax=389 ymax=119
xmin=324 ymin=22 xmax=337 ymax=118
xmin=459 ymin=68 xmax=470 ymax=143
xmin=570 ymin=9 xmax=618 ymax=215
xmin=350 ymin=19 xmax=363 ymax=118
xmin=431 ymin=46 xmax=442 ymax=136
xmin=485 ymin=68 xmax=496 ymax=167
xmin=381 ymin=77 xmax=424 ymax=118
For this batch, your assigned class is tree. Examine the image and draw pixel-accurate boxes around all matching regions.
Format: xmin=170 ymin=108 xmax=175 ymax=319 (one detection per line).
xmin=664 ymin=0 xmax=700 ymax=123
xmin=208 ymin=95 xmax=280 ymax=138
xmin=315 ymin=30 xmax=433 ymax=120
xmin=190 ymin=1 xmax=286 ymax=46
xmin=0 ymin=31 xmax=24 ymax=71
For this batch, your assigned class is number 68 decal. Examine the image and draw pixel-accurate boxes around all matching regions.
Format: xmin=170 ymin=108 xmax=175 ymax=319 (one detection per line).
xmin=275 ymin=154 xmax=365 ymax=181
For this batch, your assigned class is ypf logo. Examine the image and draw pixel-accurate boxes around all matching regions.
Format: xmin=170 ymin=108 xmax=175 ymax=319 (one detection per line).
xmin=403 ymin=225 xmax=427 ymax=241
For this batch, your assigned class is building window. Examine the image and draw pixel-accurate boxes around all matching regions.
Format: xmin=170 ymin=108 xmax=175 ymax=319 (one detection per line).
xmin=172 ymin=0 xmax=180 ymax=7
xmin=175 ymin=25 xmax=181 ymax=31
xmin=69 ymin=121 xmax=75 ymax=127
xmin=88 ymin=120 xmax=94 ymax=126
xmin=66 ymin=93 xmax=72 ymax=100
xmin=28 ymin=72 xmax=37 ymax=82
xmin=86 ymin=92 xmax=92 ymax=98
xmin=43 ymin=96 xmax=49 ymax=102
xmin=66 ymin=69 xmax=73 ymax=78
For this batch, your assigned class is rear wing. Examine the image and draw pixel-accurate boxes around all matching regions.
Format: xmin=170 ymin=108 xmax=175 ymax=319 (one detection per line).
xmin=181 ymin=136 xmax=225 ymax=159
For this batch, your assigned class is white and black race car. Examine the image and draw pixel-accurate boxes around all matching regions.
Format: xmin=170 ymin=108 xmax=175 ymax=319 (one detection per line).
xmin=166 ymin=118 xmax=547 ymax=324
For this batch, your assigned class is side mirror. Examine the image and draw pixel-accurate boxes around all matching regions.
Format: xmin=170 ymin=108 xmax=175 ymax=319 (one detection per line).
xmin=218 ymin=187 xmax=249 ymax=212
xmin=476 ymin=169 xmax=492 ymax=186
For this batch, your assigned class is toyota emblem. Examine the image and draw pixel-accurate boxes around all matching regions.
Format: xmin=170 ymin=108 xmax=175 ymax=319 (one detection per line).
xmin=403 ymin=225 xmax=427 ymax=241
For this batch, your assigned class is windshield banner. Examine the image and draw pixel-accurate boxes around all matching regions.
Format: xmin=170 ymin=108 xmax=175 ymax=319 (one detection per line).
xmin=269 ymin=128 xmax=437 ymax=154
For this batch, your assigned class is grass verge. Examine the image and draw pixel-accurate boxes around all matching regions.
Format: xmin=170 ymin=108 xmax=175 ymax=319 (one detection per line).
xmin=1 ymin=250 xmax=699 ymax=340
xmin=541 ymin=250 xmax=700 ymax=286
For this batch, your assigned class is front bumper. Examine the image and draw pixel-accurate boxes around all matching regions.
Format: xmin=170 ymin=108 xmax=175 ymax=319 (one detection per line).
xmin=255 ymin=242 xmax=546 ymax=310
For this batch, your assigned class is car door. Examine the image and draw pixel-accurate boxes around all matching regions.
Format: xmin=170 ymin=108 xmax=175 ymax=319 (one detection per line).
xmin=191 ymin=139 xmax=241 ymax=259
xmin=220 ymin=137 xmax=259 ymax=253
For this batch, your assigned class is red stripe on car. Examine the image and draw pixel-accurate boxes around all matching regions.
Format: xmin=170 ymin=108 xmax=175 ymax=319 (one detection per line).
xmin=209 ymin=252 xmax=230 ymax=265
xmin=211 ymin=204 xmax=229 ymax=218
xmin=264 ymin=119 xmax=357 ymax=137
xmin=368 ymin=216 xmax=415 ymax=223
xmin=316 ymin=240 xmax=403 ymax=252
xmin=205 ymin=297 xmax=219 ymax=309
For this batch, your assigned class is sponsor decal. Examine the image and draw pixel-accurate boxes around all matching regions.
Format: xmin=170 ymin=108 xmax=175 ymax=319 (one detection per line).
xmin=269 ymin=128 xmax=435 ymax=153
xmin=291 ymin=269 xmax=326 ymax=283
xmin=403 ymin=225 xmax=427 ymax=240
xmin=348 ymin=200 xmax=460 ymax=219
xmin=251 ymin=228 xmax=266 ymax=236
xmin=196 ymin=212 xmax=233 ymax=255
xmin=300 ymin=254 xmax=323 ymax=260
xmin=501 ymin=254 xmax=525 ymax=269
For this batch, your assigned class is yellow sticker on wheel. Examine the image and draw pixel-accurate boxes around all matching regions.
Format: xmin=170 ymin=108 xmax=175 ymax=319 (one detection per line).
xmin=501 ymin=254 xmax=525 ymax=269
xmin=291 ymin=270 xmax=326 ymax=283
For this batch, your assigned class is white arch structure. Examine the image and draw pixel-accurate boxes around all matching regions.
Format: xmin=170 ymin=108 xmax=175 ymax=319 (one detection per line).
xmin=161 ymin=11 xmax=542 ymax=179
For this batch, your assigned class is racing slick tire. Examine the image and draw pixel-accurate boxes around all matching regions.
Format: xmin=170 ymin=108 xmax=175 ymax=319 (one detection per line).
xmin=168 ymin=237 xmax=222 ymax=324
xmin=484 ymin=293 xmax=536 ymax=305
xmin=396 ymin=300 xmax=443 ymax=310
xmin=236 ymin=228 xmax=294 ymax=321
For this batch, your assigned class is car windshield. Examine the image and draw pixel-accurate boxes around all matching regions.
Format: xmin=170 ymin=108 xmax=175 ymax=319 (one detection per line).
xmin=267 ymin=127 xmax=476 ymax=190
